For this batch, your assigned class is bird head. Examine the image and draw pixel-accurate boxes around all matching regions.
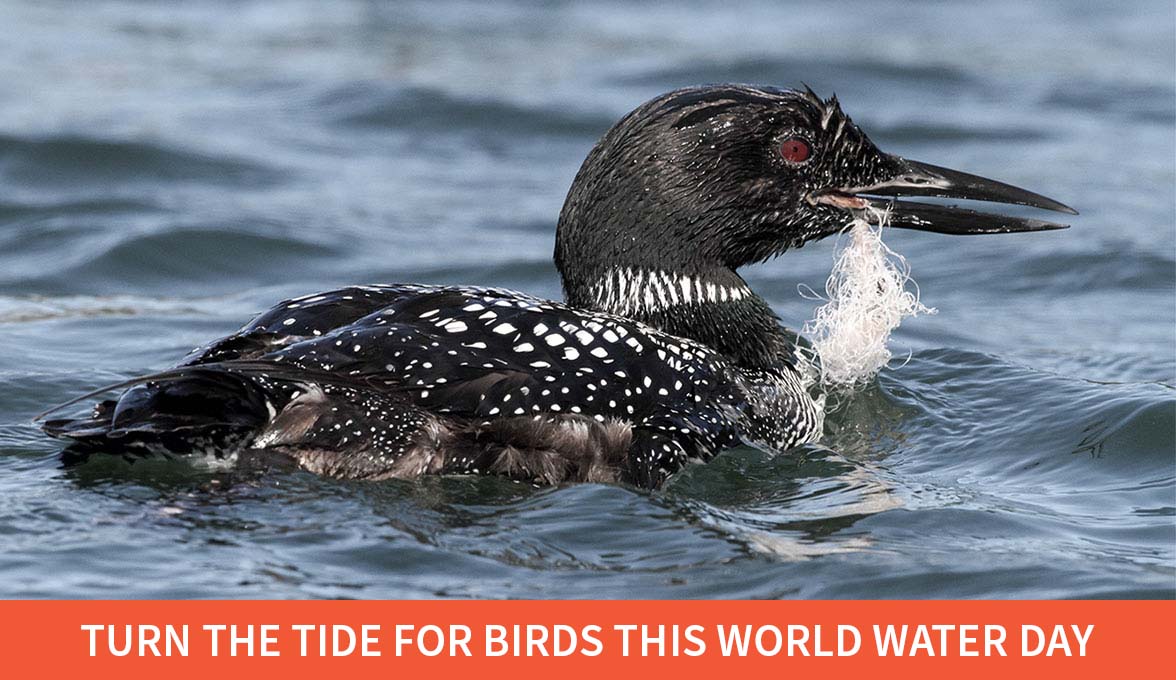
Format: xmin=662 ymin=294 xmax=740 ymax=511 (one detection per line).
xmin=556 ymin=84 xmax=1074 ymax=302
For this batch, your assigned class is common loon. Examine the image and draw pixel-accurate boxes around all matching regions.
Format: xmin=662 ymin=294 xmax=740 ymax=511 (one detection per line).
xmin=40 ymin=85 xmax=1075 ymax=489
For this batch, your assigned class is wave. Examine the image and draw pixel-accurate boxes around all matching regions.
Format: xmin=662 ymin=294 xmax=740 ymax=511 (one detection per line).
xmin=0 ymin=133 xmax=285 ymax=188
xmin=10 ymin=225 xmax=336 ymax=295
xmin=0 ymin=294 xmax=211 ymax=324
xmin=319 ymin=83 xmax=615 ymax=137
xmin=1043 ymin=81 xmax=1176 ymax=124
xmin=617 ymin=55 xmax=976 ymax=91
xmin=878 ymin=349 xmax=1176 ymax=487
xmin=0 ymin=197 xmax=160 ymax=222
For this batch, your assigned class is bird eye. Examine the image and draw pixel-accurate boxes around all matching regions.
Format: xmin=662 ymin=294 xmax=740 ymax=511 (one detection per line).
xmin=779 ymin=137 xmax=811 ymax=163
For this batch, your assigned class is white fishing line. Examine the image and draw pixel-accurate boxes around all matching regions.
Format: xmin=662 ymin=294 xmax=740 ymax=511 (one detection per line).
xmin=803 ymin=207 xmax=935 ymax=387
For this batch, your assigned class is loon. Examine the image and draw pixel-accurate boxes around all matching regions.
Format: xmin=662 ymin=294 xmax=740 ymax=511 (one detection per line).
xmin=39 ymin=85 xmax=1075 ymax=489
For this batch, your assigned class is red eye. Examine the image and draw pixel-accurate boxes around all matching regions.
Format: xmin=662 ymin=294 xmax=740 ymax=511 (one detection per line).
xmin=780 ymin=137 xmax=811 ymax=163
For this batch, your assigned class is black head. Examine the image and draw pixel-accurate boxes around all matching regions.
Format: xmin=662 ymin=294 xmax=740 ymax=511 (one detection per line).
xmin=555 ymin=84 xmax=1074 ymax=308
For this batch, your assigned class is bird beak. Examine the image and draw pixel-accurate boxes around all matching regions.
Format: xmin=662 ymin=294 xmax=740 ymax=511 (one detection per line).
xmin=815 ymin=157 xmax=1078 ymax=234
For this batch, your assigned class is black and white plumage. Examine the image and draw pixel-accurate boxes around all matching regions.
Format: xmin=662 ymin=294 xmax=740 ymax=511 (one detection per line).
xmin=41 ymin=84 xmax=1074 ymax=489
xmin=46 ymin=284 xmax=821 ymax=489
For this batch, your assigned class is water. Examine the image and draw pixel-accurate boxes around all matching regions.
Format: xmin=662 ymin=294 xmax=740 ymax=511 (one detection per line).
xmin=0 ymin=0 xmax=1173 ymax=599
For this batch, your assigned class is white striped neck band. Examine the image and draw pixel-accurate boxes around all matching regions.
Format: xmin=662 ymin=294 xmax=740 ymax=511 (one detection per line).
xmin=589 ymin=268 xmax=754 ymax=316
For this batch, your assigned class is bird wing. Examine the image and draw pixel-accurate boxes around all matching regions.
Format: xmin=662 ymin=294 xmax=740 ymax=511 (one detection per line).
xmin=186 ymin=284 xmax=745 ymax=428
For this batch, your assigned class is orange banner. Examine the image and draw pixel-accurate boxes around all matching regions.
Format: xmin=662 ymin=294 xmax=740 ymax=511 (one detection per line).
xmin=1 ymin=600 xmax=1171 ymax=679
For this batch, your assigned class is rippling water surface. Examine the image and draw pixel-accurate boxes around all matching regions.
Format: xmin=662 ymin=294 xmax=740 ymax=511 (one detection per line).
xmin=1 ymin=0 xmax=1173 ymax=599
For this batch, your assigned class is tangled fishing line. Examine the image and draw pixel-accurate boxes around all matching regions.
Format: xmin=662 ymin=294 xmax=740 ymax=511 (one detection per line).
xmin=802 ymin=207 xmax=934 ymax=388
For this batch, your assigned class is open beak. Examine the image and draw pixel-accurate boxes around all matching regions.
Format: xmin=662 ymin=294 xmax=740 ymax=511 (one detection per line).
xmin=815 ymin=157 xmax=1077 ymax=234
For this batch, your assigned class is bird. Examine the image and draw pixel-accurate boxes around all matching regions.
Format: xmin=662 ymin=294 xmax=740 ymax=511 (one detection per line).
xmin=38 ymin=84 xmax=1076 ymax=490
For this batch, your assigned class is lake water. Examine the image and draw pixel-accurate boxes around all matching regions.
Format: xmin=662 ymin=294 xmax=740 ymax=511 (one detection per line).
xmin=0 ymin=0 xmax=1173 ymax=598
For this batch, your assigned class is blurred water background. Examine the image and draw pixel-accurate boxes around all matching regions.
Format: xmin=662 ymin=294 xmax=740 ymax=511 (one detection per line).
xmin=0 ymin=0 xmax=1173 ymax=598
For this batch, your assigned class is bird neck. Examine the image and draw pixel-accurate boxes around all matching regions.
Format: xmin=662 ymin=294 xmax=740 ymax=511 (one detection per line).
xmin=552 ymin=114 xmax=797 ymax=370
xmin=562 ymin=265 xmax=794 ymax=371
